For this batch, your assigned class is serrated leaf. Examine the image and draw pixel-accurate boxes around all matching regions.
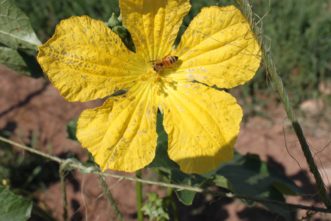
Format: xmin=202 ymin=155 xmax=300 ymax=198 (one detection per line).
xmin=0 ymin=186 xmax=32 ymax=221
xmin=0 ymin=0 xmax=41 ymax=50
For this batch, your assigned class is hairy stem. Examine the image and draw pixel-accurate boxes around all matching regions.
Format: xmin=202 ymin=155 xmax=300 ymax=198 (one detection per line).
xmin=59 ymin=165 xmax=68 ymax=221
xmin=98 ymin=174 xmax=123 ymax=221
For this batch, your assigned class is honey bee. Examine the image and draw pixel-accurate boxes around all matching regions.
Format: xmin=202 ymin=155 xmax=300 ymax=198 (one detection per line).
xmin=152 ymin=55 xmax=179 ymax=72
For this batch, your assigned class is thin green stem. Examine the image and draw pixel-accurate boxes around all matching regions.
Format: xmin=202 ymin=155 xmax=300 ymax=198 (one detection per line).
xmin=236 ymin=0 xmax=331 ymax=209
xmin=136 ymin=170 xmax=143 ymax=221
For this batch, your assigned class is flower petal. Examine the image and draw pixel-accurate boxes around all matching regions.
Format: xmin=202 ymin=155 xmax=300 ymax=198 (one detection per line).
xmin=38 ymin=16 xmax=145 ymax=102
xmin=119 ymin=0 xmax=191 ymax=60
xmin=159 ymin=82 xmax=242 ymax=174
xmin=170 ymin=6 xmax=261 ymax=88
xmin=76 ymin=83 xmax=158 ymax=172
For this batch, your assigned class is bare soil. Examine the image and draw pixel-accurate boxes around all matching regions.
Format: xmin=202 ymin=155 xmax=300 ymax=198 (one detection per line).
xmin=1 ymin=66 xmax=331 ymax=221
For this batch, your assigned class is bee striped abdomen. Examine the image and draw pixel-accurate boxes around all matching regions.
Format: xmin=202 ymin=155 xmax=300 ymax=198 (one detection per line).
xmin=153 ymin=56 xmax=178 ymax=72
xmin=165 ymin=56 xmax=178 ymax=65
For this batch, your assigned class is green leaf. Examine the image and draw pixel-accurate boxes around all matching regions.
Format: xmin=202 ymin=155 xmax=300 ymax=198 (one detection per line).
xmin=272 ymin=180 xmax=298 ymax=195
xmin=67 ymin=119 xmax=78 ymax=141
xmin=170 ymin=170 xmax=207 ymax=205
xmin=215 ymin=153 xmax=300 ymax=197
xmin=175 ymin=190 xmax=196 ymax=206
xmin=213 ymin=175 xmax=229 ymax=189
xmin=0 ymin=45 xmax=44 ymax=77
xmin=214 ymin=153 xmax=300 ymax=220
xmin=0 ymin=0 xmax=41 ymax=50
xmin=0 ymin=186 xmax=32 ymax=221
xmin=0 ymin=0 xmax=43 ymax=77
xmin=262 ymin=188 xmax=294 ymax=221
xmin=107 ymin=13 xmax=120 ymax=28
xmin=142 ymin=193 xmax=170 ymax=221
xmin=0 ymin=46 xmax=26 ymax=70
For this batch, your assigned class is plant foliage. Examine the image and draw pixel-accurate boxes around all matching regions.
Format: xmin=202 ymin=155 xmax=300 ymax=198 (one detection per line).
xmin=0 ymin=186 xmax=32 ymax=221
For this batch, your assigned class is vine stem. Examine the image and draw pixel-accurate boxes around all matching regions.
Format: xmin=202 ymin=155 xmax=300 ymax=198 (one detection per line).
xmin=98 ymin=174 xmax=123 ymax=220
xmin=1 ymin=136 xmax=331 ymax=213
xmin=135 ymin=170 xmax=144 ymax=221
xmin=236 ymin=0 xmax=331 ymax=208
xmin=59 ymin=162 xmax=69 ymax=221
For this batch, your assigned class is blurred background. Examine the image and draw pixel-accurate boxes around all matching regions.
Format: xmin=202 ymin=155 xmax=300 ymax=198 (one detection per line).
xmin=1 ymin=0 xmax=331 ymax=220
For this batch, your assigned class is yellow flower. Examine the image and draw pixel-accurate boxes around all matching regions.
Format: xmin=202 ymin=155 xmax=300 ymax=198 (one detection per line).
xmin=37 ymin=0 xmax=261 ymax=174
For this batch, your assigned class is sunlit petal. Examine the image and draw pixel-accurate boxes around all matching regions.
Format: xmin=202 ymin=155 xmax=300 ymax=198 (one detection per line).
xmin=77 ymin=83 xmax=158 ymax=172
xmin=169 ymin=6 xmax=261 ymax=89
xmin=159 ymin=82 xmax=242 ymax=174
xmin=120 ymin=0 xmax=191 ymax=60
xmin=38 ymin=16 xmax=145 ymax=102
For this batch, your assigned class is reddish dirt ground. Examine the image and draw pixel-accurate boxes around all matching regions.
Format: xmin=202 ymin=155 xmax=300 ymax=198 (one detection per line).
xmin=1 ymin=66 xmax=331 ymax=220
